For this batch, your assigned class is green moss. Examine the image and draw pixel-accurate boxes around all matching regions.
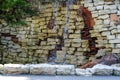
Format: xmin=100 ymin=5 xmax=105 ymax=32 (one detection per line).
xmin=0 ymin=0 xmax=38 ymax=26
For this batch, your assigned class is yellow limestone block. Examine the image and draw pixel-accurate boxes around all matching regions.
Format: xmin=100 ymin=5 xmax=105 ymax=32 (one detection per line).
xmin=69 ymin=15 xmax=77 ymax=19
xmin=39 ymin=22 xmax=46 ymax=26
xmin=69 ymin=34 xmax=81 ymax=38
xmin=45 ymin=8 xmax=53 ymax=13
xmin=44 ymin=13 xmax=52 ymax=17
xmin=71 ymin=42 xmax=81 ymax=47
xmin=69 ymin=11 xmax=77 ymax=15
xmin=47 ymin=42 xmax=56 ymax=45
xmin=47 ymin=30 xmax=56 ymax=34
xmin=32 ymin=20 xmax=39 ymax=24
xmin=39 ymin=18 xmax=45 ymax=22
xmin=40 ymin=41 xmax=47 ymax=46
xmin=56 ymin=16 xmax=62 ymax=21
xmin=42 ymin=46 xmax=55 ymax=50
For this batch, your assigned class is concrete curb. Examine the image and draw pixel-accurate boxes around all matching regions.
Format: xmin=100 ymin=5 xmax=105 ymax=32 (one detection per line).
xmin=0 ymin=64 xmax=120 ymax=76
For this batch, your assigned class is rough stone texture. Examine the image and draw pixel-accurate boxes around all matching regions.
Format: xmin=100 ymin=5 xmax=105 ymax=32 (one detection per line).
xmin=111 ymin=64 xmax=120 ymax=67
xmin=96 ymin=6 xmax=103 ymax=10
xmin=30 ymin=64 xmax=75 ymax=75
xmin=55 ymin=51 xmax=66 ymax=63
xmin=0 ymin=64 xmax=3 ymax=74
xmin=0 ymin=64 xmax=120 ymax=76
xmin=110 ymin=14 xmax=119 ymax=21
xmin=56 ymin=65 xmax=75 ymax=75
xmin=30 ymin=64 xmax=56 ymax=75
xmin=98 ymin=15 xmax=109 ymax=19
xmin=75 ymin=68 xmax=92 ymax=76
xmin=111 ymin=64 xmax=120 ymax=76
xmin=0 ymin=0 xmax=120 ymax=67
xmin=113 ymin=68 xmax=120 ymax=76
xmin=95 ymin=49 xmax=106 ymax=58
xmin=117 ymin=11 xmax=120 ymax=15
xmin=107 ymin=35 xmax=115 ymax=40
xmin=3 ymin=64 xmax=29 ymax=74
xmin=92 ymin=64 xmax=113 ymax=75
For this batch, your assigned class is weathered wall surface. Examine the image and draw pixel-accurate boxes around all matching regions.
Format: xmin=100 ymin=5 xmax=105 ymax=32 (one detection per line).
xmin=0 ymin=0 xmax=120 ymax=67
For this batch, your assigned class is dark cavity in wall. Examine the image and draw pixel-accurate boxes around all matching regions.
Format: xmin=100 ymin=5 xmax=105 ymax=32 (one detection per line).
xmin=47 ymin=18 xmax=55 ymax=29
xmin=1 ymin=33 xmax=21 ymax=45
xmin=47 ymin=36 xmax=64 ymax=63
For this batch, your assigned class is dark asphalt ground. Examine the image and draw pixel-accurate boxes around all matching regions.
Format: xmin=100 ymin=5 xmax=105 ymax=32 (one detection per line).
xmin=0 ymin=75 xmax=120 ymax=80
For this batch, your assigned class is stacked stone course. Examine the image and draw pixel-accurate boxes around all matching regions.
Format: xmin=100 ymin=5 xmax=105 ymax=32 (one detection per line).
xmin=0 ymin=0 xmax=120 ymax=67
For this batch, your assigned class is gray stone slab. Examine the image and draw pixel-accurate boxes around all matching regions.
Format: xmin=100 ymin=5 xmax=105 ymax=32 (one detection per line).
xmin=56 ymin=65 xmax=75 ymax=75
xmin=3 ymin=64 xmax=29 ymax=74
xmin=30 ymin=64 xmax=56 ymax=75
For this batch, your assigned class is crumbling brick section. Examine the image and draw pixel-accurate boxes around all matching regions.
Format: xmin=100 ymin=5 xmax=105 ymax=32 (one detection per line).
xmin=1 ymin=33 xmax=21 ymax=45
xmin=47 ymin=18 xmax=55 ymax=29
xmin=78 ymin=7 xmax=98 ymax=56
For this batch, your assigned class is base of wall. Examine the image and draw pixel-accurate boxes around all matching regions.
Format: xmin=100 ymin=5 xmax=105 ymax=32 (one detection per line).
xmin=0 ymin=63 xmax=120 ymax=76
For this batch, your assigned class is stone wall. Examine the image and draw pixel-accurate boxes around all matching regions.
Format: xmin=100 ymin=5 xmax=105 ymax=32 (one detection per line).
xmin=0 ymin=0 xmax=120 ymax=67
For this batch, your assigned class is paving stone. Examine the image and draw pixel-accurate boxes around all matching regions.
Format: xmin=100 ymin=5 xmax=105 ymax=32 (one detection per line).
xmin=3 ymin=64 xmax=29 ymax=74
xmin=30 ymin=64 xmax=56 ymax=75
xmin=1 ymin=0 xmax=120 ymax=70
xmin=92 ymin=64 xmax=113 ymax=75
xmin=56 ymin=65 xmax=75 ymax=75
xmin=75 ymin=68 xmax=93 ymax=76
xmin=111 ymin=64 xmax=120 ymax=76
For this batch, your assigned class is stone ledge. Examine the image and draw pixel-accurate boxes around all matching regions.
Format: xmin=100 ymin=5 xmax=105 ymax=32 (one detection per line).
xmin=0 ymin=64 xmax=120 ymax=76
xmin=75 ymin=68 xmax=93 ymax=76
xmin=56 ymin=65 xmax=75 ymax=75
xmin=0 ymin=64 xmax=75 ymax=75
xmin=30 ymin=64 xmax=56 ymax=75
xmin=2 ymin=64 xmax=29 ymax=74
xmin=92 ymin=64 xmax=113 ymax=75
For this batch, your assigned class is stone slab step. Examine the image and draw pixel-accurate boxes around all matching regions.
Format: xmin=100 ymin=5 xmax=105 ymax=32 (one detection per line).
xmin=2 ymin=64 xmax=29 ymax=74
xmin=0 ymin=64 xmax=75 ymax=75
xmin=30 ymin=64 xmax=56 ymax=75
xmin=0 ymin=64 xmax=120 ymax=76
